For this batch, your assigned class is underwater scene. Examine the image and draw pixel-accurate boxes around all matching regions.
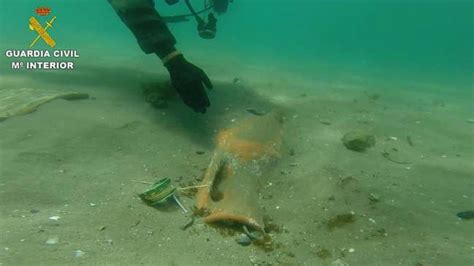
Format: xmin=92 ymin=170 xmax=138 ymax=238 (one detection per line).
xmin=0 ymin=0 xmax=473 ymax=265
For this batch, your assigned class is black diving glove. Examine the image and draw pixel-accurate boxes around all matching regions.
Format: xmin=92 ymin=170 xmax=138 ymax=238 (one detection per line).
xmin=164 ymin=54 xmax=212 ymax=113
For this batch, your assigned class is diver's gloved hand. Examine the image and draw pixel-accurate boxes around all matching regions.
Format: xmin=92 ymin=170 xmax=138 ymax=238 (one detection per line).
xmin=164 ymin=53 xmax=212 ymax=113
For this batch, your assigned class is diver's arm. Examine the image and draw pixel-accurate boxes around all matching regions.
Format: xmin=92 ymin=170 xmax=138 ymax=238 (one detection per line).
xmin=107 ymin=0 xmax=176 ymax=58
xmin=108 ymin=0 xmax=213 ymax=113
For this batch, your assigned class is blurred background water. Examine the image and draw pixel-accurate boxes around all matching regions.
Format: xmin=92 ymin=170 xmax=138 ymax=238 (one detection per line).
xmin=1 ymin=0 xmax=473 ymax=86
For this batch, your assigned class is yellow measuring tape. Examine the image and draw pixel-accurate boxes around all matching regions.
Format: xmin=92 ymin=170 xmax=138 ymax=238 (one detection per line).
xmin=29 ymin=16 xmax=56 ymax=48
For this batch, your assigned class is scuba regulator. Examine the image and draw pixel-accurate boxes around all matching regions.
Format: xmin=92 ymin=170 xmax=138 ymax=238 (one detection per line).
xmin=164 ymin=0 xmax=232 ymax=39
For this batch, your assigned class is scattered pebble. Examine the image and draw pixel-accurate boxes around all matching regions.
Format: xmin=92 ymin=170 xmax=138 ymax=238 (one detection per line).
xmin=30 ymin=209 xmax=40 ymax=214
xmin=332 ymin=258 xmax=349 ymax=266
xmin=89 ymin=203 xmax=96 ymax=207
xmin=45 ymin=237 xmax=58 ymax=245
xmin=348 ymin=248 xmax=355 ymax=253
xmin=49 ymin=216 xmax=60 ymax=221
xmin=235 ymin=234 xmax=252 ymax=246
xmin=249 ymin=255 xmax=258 ymax=263
xmin=368 ymin=193 xmax=380 ymax=203
xmin=341 ymin=130 xmax=375 ymax=151
xmin=327 ymin=213 xmax=356 ymax=230
xmin=316 ymin=248 xmax=332 ymax=259
xmin=195 ymin=151 xmax=205 ymax=155
xmin=246 ymin=108 xmax=266 ymax=116
xmin=74 ymin=250 xmax=85 ymax=257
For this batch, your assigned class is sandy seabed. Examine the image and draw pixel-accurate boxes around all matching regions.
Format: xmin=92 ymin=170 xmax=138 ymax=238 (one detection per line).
xmin=0 ymin=56 xmax=473 ymax=266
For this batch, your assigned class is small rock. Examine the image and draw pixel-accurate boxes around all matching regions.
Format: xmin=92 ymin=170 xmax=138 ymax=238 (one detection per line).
xmin=457 ymin=210 xmax=474 ymax=220
xmin=262 ymin=194 xmax=273 ymax=200
xmin=74 ymin=250 xmax=85 ymax=257
xmin=235 ymin=234 xmax=252 ymax=246
xmin=49 ymin=216 xmax=60 ymax=221
xmin=368 ymin=193 xmax=380 ymax=203
xmin=332 ymin=258 xmax=349 ymax=266
xmin=246 ymin=108 xmax=266 ymax=116
xmin=249 ymin=255 xmax=258 ymax=263
xmin=45 ymin=237 xmax=58 ymax=245
xmin=327 ymin=213 xmax=356 ymax=230
xmin=341 ymin=130 xmax=375 ymax=151
xmin=316 ymin=248 xmax=332 ymax=259
xmin=320 ymin=120 xmax=332 ymax=125
xmin=289 ymin=148 xmax=295 ymax=156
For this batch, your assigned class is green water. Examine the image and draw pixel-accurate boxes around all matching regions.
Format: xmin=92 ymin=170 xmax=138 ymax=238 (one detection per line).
xmin=1 ymin=1 xmax=472 ymax=81
xmin=0 ymin=1 xmax=473 ymax=265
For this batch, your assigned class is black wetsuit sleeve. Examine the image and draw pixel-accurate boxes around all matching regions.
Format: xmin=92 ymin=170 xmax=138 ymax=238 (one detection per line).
xmin=108 ymin=0 xmax=176 ymax=58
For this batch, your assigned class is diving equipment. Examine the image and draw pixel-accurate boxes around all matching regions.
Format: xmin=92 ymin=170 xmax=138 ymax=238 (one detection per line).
xmin=164 ymin=0 xmax=232 ymax=39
